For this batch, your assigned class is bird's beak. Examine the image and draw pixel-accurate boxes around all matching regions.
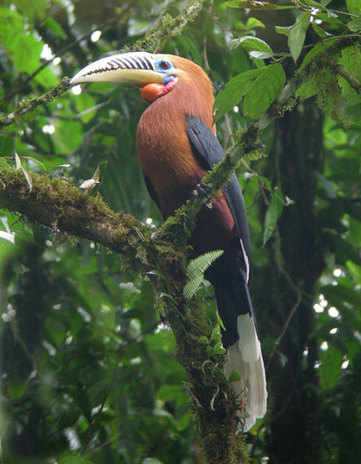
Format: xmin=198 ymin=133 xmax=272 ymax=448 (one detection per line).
xmin=71 ymin=52 xmax=164 ymax=86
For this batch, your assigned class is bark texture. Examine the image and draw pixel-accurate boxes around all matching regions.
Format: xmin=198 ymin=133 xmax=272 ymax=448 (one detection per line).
xmin=255 ymin=101 xmax=325 ymax=464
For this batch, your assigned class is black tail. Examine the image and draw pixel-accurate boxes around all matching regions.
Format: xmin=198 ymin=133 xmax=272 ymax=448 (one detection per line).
xmin=211 ymin=267 xmax=267 ymax=431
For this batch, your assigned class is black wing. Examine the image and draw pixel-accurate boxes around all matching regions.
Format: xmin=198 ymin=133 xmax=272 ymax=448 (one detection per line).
xmin=144 ymin=174 xmax=159 ymax=207
xmin=186 ymin=116 xmax=251 ymax=258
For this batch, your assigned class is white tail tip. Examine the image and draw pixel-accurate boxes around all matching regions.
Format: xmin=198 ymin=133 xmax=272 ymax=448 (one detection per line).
xmin=225 ymin=316 xmax=267 ymax=431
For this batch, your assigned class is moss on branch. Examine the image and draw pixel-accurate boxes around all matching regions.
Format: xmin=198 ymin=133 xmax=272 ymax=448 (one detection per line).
xmin=127 ymin=0 xmax=207 ymax=53
xmin=158 ymin=125 xmax=262 ymax=244
xmin=0 ymin=0 xmax=206 ymax=129
xmin=0 ymin=2 xmax=253 ymax=459
xmin=0 ymin=78 xmax=72 ymax=128
xmin=0 ymin=166 xmax=154 ymax=270
xmin=0 ymin=157 xmax=249 ymax=463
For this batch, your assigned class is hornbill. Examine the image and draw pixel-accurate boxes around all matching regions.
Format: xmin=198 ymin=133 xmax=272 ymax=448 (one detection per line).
xmin=71 ymin=52 xmax=267 ymax=430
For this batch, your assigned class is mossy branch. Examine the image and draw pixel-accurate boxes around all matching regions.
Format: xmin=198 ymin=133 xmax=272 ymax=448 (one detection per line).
xmin=0 ymin=3 xmax=250 ymax=460
xmin=0 ymin=0 xmax=207 ymax=129
xmin=327 ymin=55 xmax=361 ymax=94
xmin=128 ymin=0 xmax=207 ymax=53
xmin=0 ymin=157 xmax=249 ymax=463
xmin=158 ymin=124 xmax=263 ymax=244
xmin=0 ymin=78 xmax=72 ymax=128
xmin=0 ymin=167 xmax=154 ymax=267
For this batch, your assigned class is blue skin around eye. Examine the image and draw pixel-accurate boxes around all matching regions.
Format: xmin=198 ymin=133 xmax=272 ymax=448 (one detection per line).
xmin=162 ymin=75 xmax=176 ymax=85
xmin=155 ymin=59 xmax=174 ymax=73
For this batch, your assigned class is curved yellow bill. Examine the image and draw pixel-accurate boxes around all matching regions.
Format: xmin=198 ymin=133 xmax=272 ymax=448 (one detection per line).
xmin=71 ymin=52 xmax=164 ymax=86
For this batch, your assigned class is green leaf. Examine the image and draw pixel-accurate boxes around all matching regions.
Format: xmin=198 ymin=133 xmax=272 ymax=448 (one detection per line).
xmin=230 ymin=35 xmax=272 ymax=54
xmin=216 ymin=64 xmax=285 ymax=119
xmin=346 ymin=0 xmax=361 ymax=14
xmin=0 ymin=8 xmax=54 ymax=83
xmin=183 ymin=275 xmax=204 ymax=300
xmin=157 ymin=384 xmax=188 ymax=407
xmin=43 ymin=17 xmax=67 ymax=38
xmin=347 ymin=17 xmax=361 ymax=32
xmin=288 ymin=12 xmax=311 ymax=62
xmin=186 ymin=250 xmax=224 ymax=279
xmin=14 ymin=153 xmax=32 ymax=191
xmin=183 ymin=250 xmax=223 ymax=299
xmin=12 ymin=0 xmax=47 ymax=21
xmin=320 ymin=346 xmax=343 ymax=390
xmin=224 ymin=0 xmax=248 ymax=7
xmin=275 ymin=25 xmax=291 ymax=37
xmin=346 ymin=216 xmax=361 ymax=246
xmin=7 ymin=380 xmax=27 ymax=400
xmin=249 ymin=51 xmax=273 ymax=60
xmin=312 ymin=24 xmax=328 ymax=39
xmin=0 ymin=230 xmax=15 ymax=244
xmin=347 ymin=261 xmax=361 ymax=284
xmin=75 ymin=93 xmax=97 ymax=123
xmin=176 ymin=411 xmax=192 ymax=431
xmin=54 ymin=120 xmax=83 ymax=154
xmin=224 ymin=0 xmax=293 ymax=9
xmin=35 ymin=67 xmax=58 ymax=88
xmin=322 ymin=283 xmax=361 ymax=310
xmin=228 ymin=369 xmax=241 ymax=382
xmin=297 ymin=40 xmax=337 ymax=74
xmin=142 ymin=458 xmax=164 ymax=464
xmin=59 ymin=453 xmax=93 ymax=464
xmin=338 ymin=45 xmax=361 ymax=104
xmin=215 ymin=68 xmax=261 ymax=118
xmin=245 ymin=17 xmax=265 ymax=30
xmin=263 ymin=189 xmax=284 ymax=245
xmin=243 ymin=64 xmax=286 ymax=118
xmin=295 ymin=76 xmax=318 ymax=100
xmin=316 ymin=11 xmax=344 ymax=28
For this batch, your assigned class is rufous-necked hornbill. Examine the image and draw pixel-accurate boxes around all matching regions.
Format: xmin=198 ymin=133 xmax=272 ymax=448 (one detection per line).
xmin=71 ymin=52 xmax=267 ymax=431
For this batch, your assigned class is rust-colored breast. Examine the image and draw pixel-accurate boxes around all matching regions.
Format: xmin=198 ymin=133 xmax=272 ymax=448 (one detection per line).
xmin=136 ymin=69 xmax=236 ymax=251
xmin=137 ymin=89 xmax=206 ymax=217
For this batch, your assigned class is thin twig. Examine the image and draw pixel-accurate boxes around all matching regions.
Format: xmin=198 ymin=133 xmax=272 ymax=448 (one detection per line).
xmin=0 ymin=78 xmax=71 ymax=128
xmin=267 ymin=286 xmax=303 ymax=368
xmin=328 ymin=55 xmax=361 ymax=94
xmin=6 ymin=0 xmax=137 ymax=101
xmin=0 ymin=0 xmax=207 ymax=129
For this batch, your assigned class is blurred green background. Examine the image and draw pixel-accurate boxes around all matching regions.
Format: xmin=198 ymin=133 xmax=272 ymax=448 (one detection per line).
xmin=0 ymin=1 xmax=360 ymax=463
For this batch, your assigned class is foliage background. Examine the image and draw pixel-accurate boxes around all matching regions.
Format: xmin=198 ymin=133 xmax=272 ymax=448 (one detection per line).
xmin=0 ymin=0 xmax=361 ymax=463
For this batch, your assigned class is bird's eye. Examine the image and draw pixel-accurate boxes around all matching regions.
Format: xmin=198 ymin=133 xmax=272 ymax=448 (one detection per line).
xmin=159 ymin=60 xmax=170 ymax=70
xmin=156 ymin=59 xmax=173 ymax=71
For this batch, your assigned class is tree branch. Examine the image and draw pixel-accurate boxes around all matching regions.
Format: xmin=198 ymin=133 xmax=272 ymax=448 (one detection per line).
xmin=0 ymin=78 xmax=72 ymax=128
xmin=0 ymin=4 xmax=255 ymax=460
xmin=0 ymin=0 xmax=207 ymax=129
xmin=328 ymin=55 xmax=361 ymax=94
xmin=158 ymin=125 xmax=263 ymax=244
xmin=0 ymin=129 xmax=255 ymax=462
xmin=9 ymin=1 xmax=137 ymax=99
xmin=0 ymin=167 xmax=155 ymax=268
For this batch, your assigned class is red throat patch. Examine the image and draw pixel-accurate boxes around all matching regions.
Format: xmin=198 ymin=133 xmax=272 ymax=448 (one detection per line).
xmin=141 ymin=77 xmax=178 ymax=102
xmin=141 ymin=83 xmax=165 ymax=102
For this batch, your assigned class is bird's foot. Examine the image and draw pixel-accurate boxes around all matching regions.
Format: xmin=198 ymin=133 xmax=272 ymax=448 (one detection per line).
xmin=193 ymin=181 xmax=212 ymax=196
xmin=192 ymin=182 xmax=213 ymax=209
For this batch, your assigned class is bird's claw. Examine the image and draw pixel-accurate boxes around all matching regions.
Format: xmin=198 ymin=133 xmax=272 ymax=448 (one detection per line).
xmin=193 ymin=182 xmax=213 ymax=209
xmin=195 ymin=182 xmax=212 ymax=197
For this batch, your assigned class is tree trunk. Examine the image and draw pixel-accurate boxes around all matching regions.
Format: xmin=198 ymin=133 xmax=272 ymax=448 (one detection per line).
xmin=255 ymin=101 xmax=325 ymax=464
